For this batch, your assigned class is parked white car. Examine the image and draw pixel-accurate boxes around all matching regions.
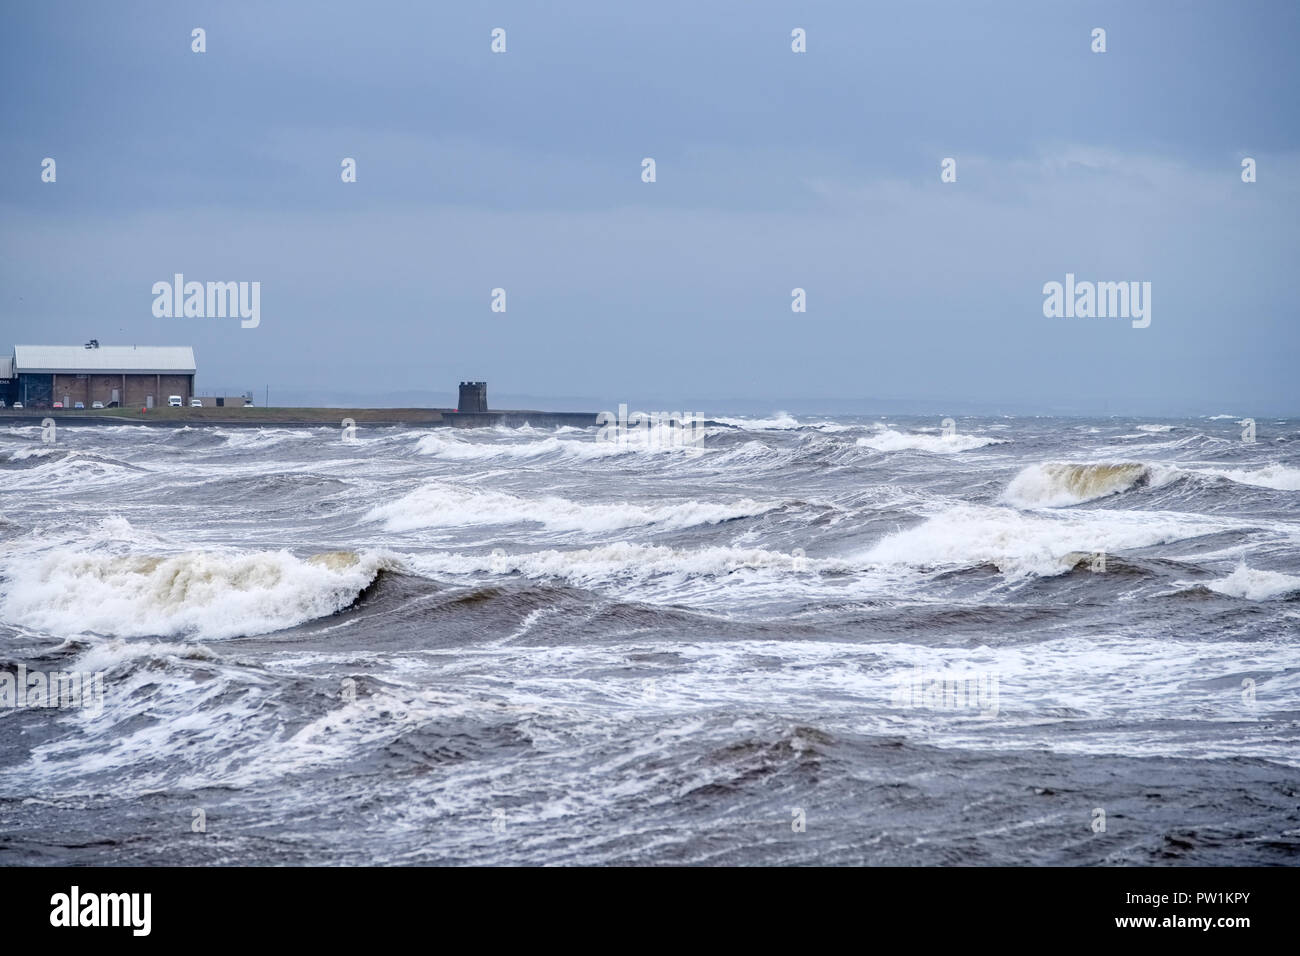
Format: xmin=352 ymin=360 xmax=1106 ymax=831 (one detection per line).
xmin=168 ymin=395 xmax=183 ymax=408
xmin=190 ymin=398 xmax=203 ymax=408
xmin=92 ymin=401 xmax=104 ymax=409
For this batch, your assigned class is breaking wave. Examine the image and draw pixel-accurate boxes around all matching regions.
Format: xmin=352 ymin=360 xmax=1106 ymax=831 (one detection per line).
xmin=365 ymin=482 xmax=779 ymax=534
xmin=0 ymin=548 xmax=393 ymax=640
xmin=1204 ymin=564 xmax=1300 ymax=601
xmin=1194 ymin=464 xmax=1300 ymax=492
xmin=406 ymin=541 xmax=831 ymax=588
xmin=857 ymin=429 xmax=1006 ymax=454
xmin=1004 ymin=460 xmax=1300 ymax=508
xmin=1001 ymin=462 xmax=1170 ymax=508
xmin=414 ymin=429 xmax=699 ymax=461
xmin=711 ymin=412 xmax=803 ymax=430
xmin=861 ymin=504 xmax=1218 ymax=578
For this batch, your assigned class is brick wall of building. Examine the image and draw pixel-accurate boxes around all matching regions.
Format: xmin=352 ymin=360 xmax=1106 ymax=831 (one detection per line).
xmin=50 ymin=373 xmax=192 ymax=407
xmin=159 ymin=374 xmax=192 ymax=403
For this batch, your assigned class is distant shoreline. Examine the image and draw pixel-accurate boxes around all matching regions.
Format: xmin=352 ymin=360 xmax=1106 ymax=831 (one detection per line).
xmin=0 ymin=407 xmax=602 ymax=428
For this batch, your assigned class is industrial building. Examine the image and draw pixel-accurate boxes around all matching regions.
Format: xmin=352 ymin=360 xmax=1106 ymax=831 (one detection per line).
xmin=4 ymin=342 xmax=196 ymax=408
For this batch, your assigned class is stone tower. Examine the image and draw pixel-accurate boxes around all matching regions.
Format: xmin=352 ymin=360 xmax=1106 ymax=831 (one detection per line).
xmin=458 ymin=381 xmax=487 ymax=413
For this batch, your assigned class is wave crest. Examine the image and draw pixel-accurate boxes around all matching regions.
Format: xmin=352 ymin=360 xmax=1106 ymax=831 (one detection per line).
xmin=1 ymin=548 xmax=393 ymax=639
xmin=857 ymin=430 xmax=1006 ymax=454
xmin=1001 ymin=462 xmax=1162 ymax=508
xmin=366 ymin=482 xmax=778 ymax=534
xmin=862 ymin=504 xmax=1209 ymax=578
xmin=1205 ymin=565 xmax=1300 ymax=601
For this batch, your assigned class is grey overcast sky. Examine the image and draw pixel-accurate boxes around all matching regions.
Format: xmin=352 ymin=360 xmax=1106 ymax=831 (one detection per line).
xmin=1 ymin=1 xmax=1297 ymax=415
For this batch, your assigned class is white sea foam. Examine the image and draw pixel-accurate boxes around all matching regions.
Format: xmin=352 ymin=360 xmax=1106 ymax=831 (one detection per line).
xmin=7 ymin=446 xmax=64 ymax=461
xmin=711 ymin=412 xmax=803 ymax=430
xmin=1001 ymin=461 xmax=1175 ymax=508
xmin=706 ymin=440 xmax=781 ymax=466
xmin=366 ymin=482 xmax=778 ymax=534
xmin=1194 ymin=464 xmax=1300 ymax=492
xmin=213 ymin=428 xmax=316 ymax=450
xmin=407 ymin=541 xmax=833 ymax=587
xmin=862 ymin=504 xmax=1223 ymax=577
xmin=74 ymin=639 xmax=222 ymax=672
xmin=1205 ymin=564 xmax=1300 ymax=601
xmin=1 ymin=455 xmax=146 ymax=491
xmin=415 ymin=434 xmax=555 ymax=461
xmin=0 ymin=548 xmax=392 ymax=639
xmin=857 ymin=429 xmax=1006 ymax=453
xmin=415 ymin=430 xmax=691 ymax=461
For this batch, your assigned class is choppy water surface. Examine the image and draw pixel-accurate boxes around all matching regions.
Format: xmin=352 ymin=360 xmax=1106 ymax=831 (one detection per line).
xmin=1 ymin=414 xmax=1297 ymax=864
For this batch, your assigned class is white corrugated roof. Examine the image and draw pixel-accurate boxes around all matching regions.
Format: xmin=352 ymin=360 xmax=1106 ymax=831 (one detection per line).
xmin=13 ymin=345 xmax=196 ymax=374
xmin=0 ymin=355 xmax=12 ymax=379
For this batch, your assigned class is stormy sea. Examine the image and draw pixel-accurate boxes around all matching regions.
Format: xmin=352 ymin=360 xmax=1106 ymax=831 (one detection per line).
xmin=1 ymin=414 xmax=1297 ymax=866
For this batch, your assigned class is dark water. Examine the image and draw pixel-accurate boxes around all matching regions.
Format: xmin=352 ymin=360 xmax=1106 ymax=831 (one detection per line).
xmin=1 ymin=414 xmax=1297 ymax=864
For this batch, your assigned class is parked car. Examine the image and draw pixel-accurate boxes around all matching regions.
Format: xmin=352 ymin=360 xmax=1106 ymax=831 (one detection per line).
xmin=190 ymin=398 xmax=203 ymax=408
xmin=168 ymin=395 xmax=183 ymax=408
xmin=74 ymin=401 xmax=85 ymax=409
xmin=92 ymin=401 xmax=104 ymax=409
xmin=53 ymin=402 xmax=64 ymax=409
xmin=12 ymin=402 xmax=23 ymax=409
xmin=245 ymin=401 xmax=255 ymax=407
